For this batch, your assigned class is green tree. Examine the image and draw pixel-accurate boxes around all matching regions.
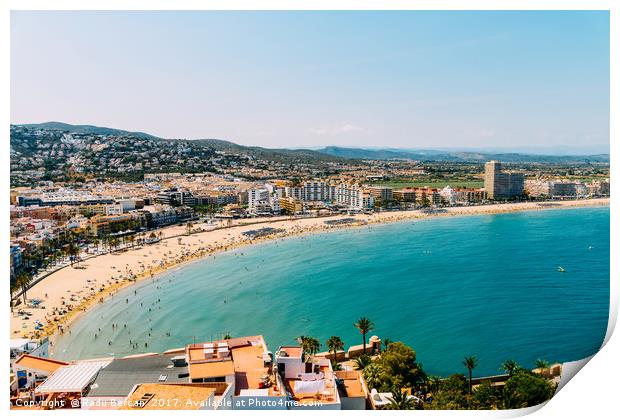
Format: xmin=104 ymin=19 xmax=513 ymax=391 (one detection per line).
xmin=429 ymin=374 xmax=469 ymax=409
xmin=354 ymin=317 xmax=375 ymax=354
xmin=377 ymin=342 xmax=425 ymax=391
xmin=471 ymin=380 xmax=500 ymax=409
xmin=502 ymin=370 xmax=556 ymax=409
xmin=326 ymin=336 xmax=344 ymax=365
xmin=462 ymin=355 xmax=478 ymax=394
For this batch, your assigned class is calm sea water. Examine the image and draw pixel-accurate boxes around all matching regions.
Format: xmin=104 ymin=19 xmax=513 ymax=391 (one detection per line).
xmin=53 ymin=207 xmax=610 ymax=377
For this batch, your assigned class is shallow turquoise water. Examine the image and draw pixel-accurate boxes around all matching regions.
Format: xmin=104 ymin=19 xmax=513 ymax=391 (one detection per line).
xmin=53 ymin=207 xmax=610 ymax=377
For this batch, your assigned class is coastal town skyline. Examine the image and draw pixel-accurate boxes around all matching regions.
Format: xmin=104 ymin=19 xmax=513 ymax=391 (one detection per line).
xmin=11 ymin=11 xmax=610 ymax=151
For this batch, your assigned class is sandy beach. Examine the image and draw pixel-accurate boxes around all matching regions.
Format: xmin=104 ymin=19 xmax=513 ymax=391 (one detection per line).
xmin=10 ymin=198 xmax=609 ymax=342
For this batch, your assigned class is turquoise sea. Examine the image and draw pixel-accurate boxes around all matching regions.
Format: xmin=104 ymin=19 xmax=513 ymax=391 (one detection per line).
xmin=53 ymin=206 xmax=610 ymax=377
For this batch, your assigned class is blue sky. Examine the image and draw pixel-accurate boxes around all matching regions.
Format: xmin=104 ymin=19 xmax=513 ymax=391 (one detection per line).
xmin=11 ymin=11 xmax=609 ymax=152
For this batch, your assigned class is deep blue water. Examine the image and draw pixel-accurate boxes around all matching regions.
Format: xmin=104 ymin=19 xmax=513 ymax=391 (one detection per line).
xmin=53 ymin=206 xmax=610 ymax=377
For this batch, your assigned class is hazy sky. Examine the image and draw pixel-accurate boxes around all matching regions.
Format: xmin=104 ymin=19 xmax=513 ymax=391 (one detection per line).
xmin=11 ymin=11 xmax=609 ymax=152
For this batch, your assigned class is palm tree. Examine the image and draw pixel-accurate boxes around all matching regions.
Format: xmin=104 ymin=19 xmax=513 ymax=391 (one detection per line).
xmin=425 ymin=375 xmax=442 ymax=398
xmin=354 ymin=354 xmax=372 ymax=370
xmin=354 ymin=317 xmax=375 ymax=354
xmin=92 ymin=238 xmax=100 ymax=252
xmin=110 ymin=237 xmax=120 ymax=251
xmin=500 ymin=360 xmax=520 ymax=377
xmin=102 ymin=235 xmax=110 ymax=252
xmin=58 ymin=248 xmax=68 ymax=264
xmin=462 ymin=355 xmax=478 ymax=394
xmin=535 ymin=359 xmax=550 ymax=376
xmin=67 ymin=243 xmax=80 ymax=266
xmin=326 ymin=336 xmax=344 ymax=365
xmin=386 ymin=388 xmax=416 ymax=410
xmin=363 ymin=363 xmax=382 ymax=391
xmin=54 ymin=250 xmax=63 ymax=265
xmin=301 ymin=336 xmax=321 ymax=354
xmin=382 ymin=337 xmax=392 ymax=351
xmin=16 ymin=272 xmax=32 ymax=304
xmin=298 ymin=336 xmax=320 ymax=361
xmin=10 ymin=283 xmax=20 ymax=313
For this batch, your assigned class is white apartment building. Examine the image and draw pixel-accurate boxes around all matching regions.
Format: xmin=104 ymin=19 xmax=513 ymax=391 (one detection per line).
xmin=303 ymin=180 xmax=336 ymax=202
xmin=248 ymin=188 xmax=270 ymax=211
xmin=524 ymin=180 xmax=553 ymax=197
xmin=525 ymin=179 xmax=593 ymax=198
xmin=285 ymin=186 xmax=304 ymax=201
xmin=335 ymin=184 xmax=374 ymax=210
xmin=284 ymin=181 xmax=336 ymax=203
xmin=439 ymin=186 xmax=457 ymax=205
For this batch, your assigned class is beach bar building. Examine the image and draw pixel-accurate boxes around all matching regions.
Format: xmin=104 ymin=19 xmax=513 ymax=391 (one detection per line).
xmin=12 ymin=354 xmax=69 ymax=391
xmin=34 ymin=359 xmax=111 ymax=409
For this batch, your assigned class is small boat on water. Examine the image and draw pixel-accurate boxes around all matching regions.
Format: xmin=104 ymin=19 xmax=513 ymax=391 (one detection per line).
xmin=557 ymin=266 xmax=566 ymax=272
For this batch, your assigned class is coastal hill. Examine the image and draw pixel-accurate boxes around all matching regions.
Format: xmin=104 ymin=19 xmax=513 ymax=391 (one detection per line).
xmin=18 ymin=121 xmax=160 ymax=141
xmin=13 ymin=122 xmax=342 ymax=165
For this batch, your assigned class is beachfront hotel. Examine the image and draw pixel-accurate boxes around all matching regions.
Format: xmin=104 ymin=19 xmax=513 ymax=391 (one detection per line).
xmin=483 ymin=161 xmax=525 ymax=200
xmin=10 ymin=334 xmax=372 ymax=410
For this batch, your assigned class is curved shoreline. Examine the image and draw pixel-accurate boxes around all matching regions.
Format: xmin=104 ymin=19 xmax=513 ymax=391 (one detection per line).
xmin=11 ymin=198 xmax=609 ymax=348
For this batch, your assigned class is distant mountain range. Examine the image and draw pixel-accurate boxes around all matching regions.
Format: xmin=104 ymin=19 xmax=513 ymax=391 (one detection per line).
xmin=189 ymin=138 xmax=341 ymax=163
xmin=15 ymin=122 xmax=609 ymax=164
xmin=314 ymin=146 xmax=610 ymax=164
